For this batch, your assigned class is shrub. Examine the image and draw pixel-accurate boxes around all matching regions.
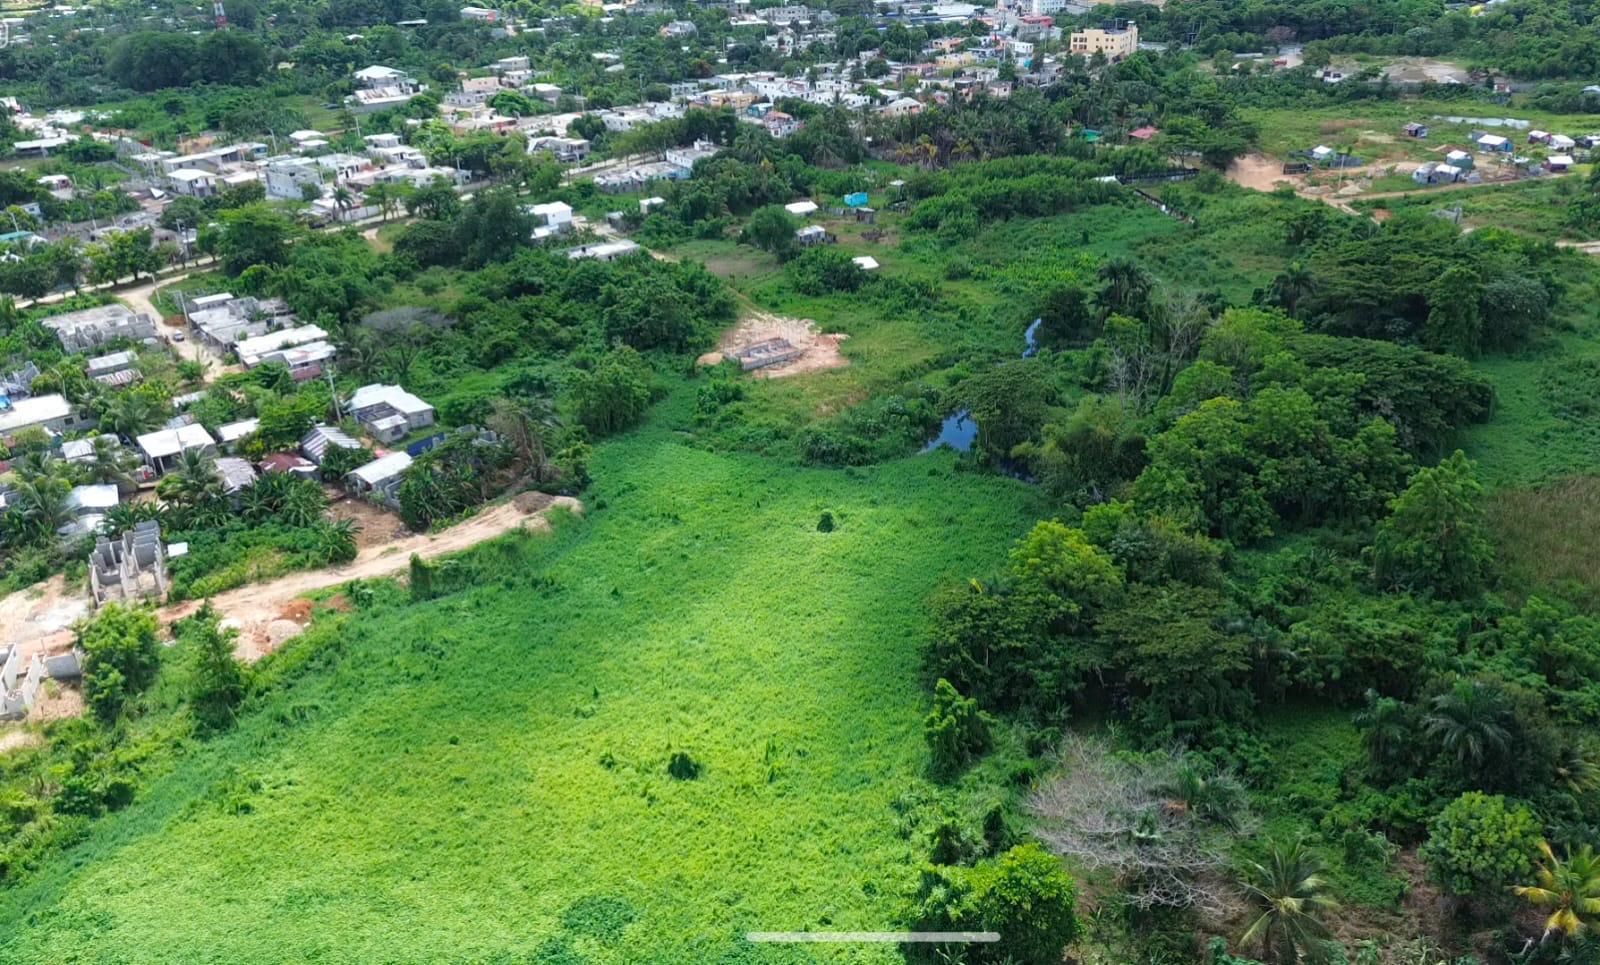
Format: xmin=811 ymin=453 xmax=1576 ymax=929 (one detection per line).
xmin=906 ymin=842 xmax=1080 ymax=964
xmin=1421 ymin=791 xmax=1540 ymax=900
xmin=924 ymin=678 xmax=992 ymax=780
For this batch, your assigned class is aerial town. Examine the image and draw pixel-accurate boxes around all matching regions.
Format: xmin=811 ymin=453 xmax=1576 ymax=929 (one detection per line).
xmin=0 ymin=0 xmax=1598 ymax=961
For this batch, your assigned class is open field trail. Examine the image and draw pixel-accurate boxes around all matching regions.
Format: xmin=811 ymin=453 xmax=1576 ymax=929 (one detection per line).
xmin=164 ymin=493 xmax=583 ymax=660
xmin=0 ymin=495 xmax=581 ymax=670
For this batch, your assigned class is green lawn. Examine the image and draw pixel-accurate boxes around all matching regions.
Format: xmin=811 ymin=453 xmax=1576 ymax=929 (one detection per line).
xmin=0 ymin=387 xmax=1044 ymax=963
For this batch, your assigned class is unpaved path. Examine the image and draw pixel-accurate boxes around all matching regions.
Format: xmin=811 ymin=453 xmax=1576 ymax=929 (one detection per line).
xmin=162 ymin=494 xmax=583 ymax=661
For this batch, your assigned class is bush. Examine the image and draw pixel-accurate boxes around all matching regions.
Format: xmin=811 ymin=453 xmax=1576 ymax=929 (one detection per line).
xmin=77 ymin=605 xmax=163 ymax=724
xmin=1421 ymin=791 xmax=1540 ymax=900
xmin=925 ymin=678 xmax=992 ymax=781
xmin=906 ymin=842 xmax=1080 ymax=964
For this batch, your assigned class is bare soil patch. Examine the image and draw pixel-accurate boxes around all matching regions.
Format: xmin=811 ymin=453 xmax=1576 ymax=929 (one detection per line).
xmin=1225 ymin=153 xmax=1297 ymax=192
xmin=697 ymin=311 xmax=850 ymax=379
xmin=329 ymin=491 xmax=411 ymax=550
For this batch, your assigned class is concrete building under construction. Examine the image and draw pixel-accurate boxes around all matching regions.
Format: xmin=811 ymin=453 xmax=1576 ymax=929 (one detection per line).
xmin=90 ymin=521 xmax=169 ymax=607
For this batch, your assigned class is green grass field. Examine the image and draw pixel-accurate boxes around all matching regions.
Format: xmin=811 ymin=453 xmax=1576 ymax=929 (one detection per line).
xmin=0 ymin=388 xmax=1044 ymax=963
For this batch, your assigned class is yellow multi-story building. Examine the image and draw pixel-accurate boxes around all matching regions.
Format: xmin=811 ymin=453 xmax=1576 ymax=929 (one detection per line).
xmin=1069 ymin=21 xmax=1138 ymax=60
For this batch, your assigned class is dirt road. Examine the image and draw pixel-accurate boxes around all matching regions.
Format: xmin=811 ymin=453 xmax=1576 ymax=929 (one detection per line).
xmin=162 ymin=494 xmax=583 ymax=661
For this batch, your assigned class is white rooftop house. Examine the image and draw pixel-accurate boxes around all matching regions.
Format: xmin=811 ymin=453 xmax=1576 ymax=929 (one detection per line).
xmin=852 ymin=255 xmax=880 ymax=271
xmin=233 ymin=325 xmax=330 ymax=368
xmin=136 ymin=423 xmax=216 ymax=475
xmin=566 ymin=240 xmax=641 ymax=262
xmin=346 ymin=451 xmax=413 ymax=506
xmin=347 ymin=384 xmax=437 ymax=443
xmin=354 ymin=65 xmax=412 ymax=88
xmin=0 ymin=394 xmax=78 ymax=438
xmin=528 ymin=201 xmax=575 ymax=241
xmin=60 ymin=483 xmax=118 ymax=539
xmin=784 ymin=200 xmax=819 ymax=216
xmin=216 ymin=418 xmax=261 ymax=448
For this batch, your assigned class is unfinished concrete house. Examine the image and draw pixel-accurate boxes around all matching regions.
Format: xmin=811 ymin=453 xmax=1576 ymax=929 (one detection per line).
xmin=90 ymin=521 xmax=168 ymax=607
xmin=0 ymin=644 xmax=84 ymax=721
xmin=0 ymin=649 xmax=44 ymax=720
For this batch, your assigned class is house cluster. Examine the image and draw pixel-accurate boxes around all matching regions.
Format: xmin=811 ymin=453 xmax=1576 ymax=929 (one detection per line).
xmin=1408 ymin=122 xmax=1590 ymax=185
xmin=593 ymin=139 xmax=719 ymax=193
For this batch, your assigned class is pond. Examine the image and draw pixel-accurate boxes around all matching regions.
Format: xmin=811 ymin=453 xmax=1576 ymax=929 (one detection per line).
xmin=923 ymin=318 xmax=1042 ymax=453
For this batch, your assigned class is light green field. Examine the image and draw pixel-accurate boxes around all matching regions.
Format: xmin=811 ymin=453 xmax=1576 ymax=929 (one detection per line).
xmin=0 ymin=388 xmax=1043 ymax=963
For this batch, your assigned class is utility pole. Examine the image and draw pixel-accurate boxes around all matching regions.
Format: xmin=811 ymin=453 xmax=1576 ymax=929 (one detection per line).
xmin=326 ymin=363 xmax=343 ymax=421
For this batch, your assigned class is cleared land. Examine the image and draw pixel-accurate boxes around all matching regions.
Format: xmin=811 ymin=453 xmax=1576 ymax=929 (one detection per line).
xmin=0 ymin=394 xmax=1043 ymax=962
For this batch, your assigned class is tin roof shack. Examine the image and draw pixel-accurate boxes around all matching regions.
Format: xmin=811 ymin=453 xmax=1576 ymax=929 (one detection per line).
xmin=728 ymin=338 xmax=805 ymax=371
xmin=40 ymin=304 xmax=157 ymax=352
xmin=136 ymin=424 xmax=216 ymax=475
xmin=86 ymin=349 xmax=141 ymax=388
xmin=90 ymin=520 xmax=168 ymax=607
xmin=234 ymin=325 xmax=334 ymax=380
xmin=214 ymin=456 xmax=258 ymax=498
xmin=259 ymin=452 xmax=319 ymax=479
xmin=61 ymin=483 xmax=118 ymax=539
xmin=346 ymin=451 xmax=413 ymax=507
xmin=300 ymin=424 xmax=363 ymax=466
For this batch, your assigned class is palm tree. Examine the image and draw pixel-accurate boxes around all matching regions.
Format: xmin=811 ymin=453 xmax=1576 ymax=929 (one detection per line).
xmin=100 ymin=392 xmax=165 ymax=439
xmin=1423 ymin=677 xmax=1513 ymax=773
xmin=1239 ymin=840 xmax=1340 ymax=965
xmin=315 ymin=518 xmax=361 ymax=565
xmin=332 ymin=185 xmax=356 ymax=222
xmin=11 ymin=476 xmax=72 ymax=544
xmin=488 ymin=396 xmax=559 ymax=484
xmin=157 ymin=448 xmax=223 ymax=508
xmin=364 ymin=182 xmax=397 ymax=222
xmin=1097 ymin=257 xmax=1153 ymax=319
xmin=1515 ymin=841 xmax=1600 ymax=942
xmin=1353 ymin=690 xmax=1415 ymax=776
xmin=1557 ymin=743 xmax=1600 ymax=797
xmin=81 ymin=436 xmax=138 ymax=495
xmin=1268 ymin=262 xmax=1317 ymax=316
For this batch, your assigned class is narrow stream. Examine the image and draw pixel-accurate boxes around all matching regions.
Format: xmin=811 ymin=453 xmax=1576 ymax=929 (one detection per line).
xmin=922 ymin=318 xmax=1042 ymax=453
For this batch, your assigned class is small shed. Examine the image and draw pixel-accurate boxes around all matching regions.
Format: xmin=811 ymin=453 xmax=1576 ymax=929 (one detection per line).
xmin=784 ymin=200 xmax=819 ymax=217
xmin=1403 ymin=122 xmax=1429 ymax=138
xmin=300 ymin=425 xmax=362 ymax=466
xmin=795 ymin=225 xmax=830 ymax=246
xmin=214 ymin=456 xmax=258 ymax=495
xmin=346 ymin=451 xmax=413 ymax=505
xmin=217 ymin=418 xmax=260 ymax=449
xmin=852 ymin=255 xmax=880 ymax=271
xmin=1546 ymin=154 xmax=1574 ymax=172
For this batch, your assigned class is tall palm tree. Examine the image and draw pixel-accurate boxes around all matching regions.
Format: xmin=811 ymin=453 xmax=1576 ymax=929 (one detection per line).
xmin=1423 ymin=677 xmax=1513 ymax=773
xmin=1239 ymin=840 xmax=1340 ymax=965
xmin=332 ymin=185 xmax=356 ymax=222
xmin=1515 ymin=842 xmax=1600 ymax=942
xmin=1268 ymin=262 xmax=1317 ymax=316
xmin=157 ymin=448 xmax=223 ymax=508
